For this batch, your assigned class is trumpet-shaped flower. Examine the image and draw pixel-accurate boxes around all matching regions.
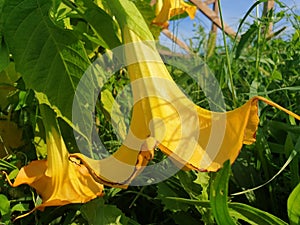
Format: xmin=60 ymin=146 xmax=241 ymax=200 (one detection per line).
xmin=70 ymin=25 xmax=300 ymax=187
xmin=152 ymin=0 xmax=197 ymax=28
xmin=4 ymin=105 xmax=103 ymax=218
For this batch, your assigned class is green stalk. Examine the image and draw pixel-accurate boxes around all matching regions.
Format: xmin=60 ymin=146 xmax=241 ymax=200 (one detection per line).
xmin=217 ymin=0 xmax=236 ymax=107
xmin=255 ymin=2 xmax=262 ymax=81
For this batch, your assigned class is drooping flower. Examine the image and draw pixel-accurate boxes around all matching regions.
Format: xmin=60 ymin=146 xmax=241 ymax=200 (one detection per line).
xmin=70 ymin=24 xmax=300 ymax=187
xmin=152 ymin=0 xmax=197 ymax=28
xmin=4 ymin=105 xmax=103 ymax=218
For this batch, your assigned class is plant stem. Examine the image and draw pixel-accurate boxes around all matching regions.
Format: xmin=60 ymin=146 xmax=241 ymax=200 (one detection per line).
xmin=217 ymin=0 xmax=236 ymax=107
xmin=255 ymin=2 xmax=261 ymax=81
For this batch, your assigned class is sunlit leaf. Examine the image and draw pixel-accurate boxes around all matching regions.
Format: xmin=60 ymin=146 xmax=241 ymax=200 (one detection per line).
xmin=11 ymin=203 xmax=29 ymax=213
xmin=235 ymin=23 xmax=258 ymax=59
xmin=100 ymin=89 xmax=127 ymax=141
xmin=288 ymin=183 xmax=300 ymax=225
xmin=230 ymin=202 xmax=288 ymax=225
xmin=0 ymin=194 xmax=10 ymax=215
xmin=210 ymin=160 xmax=235 ymax=225
xmin=3 ymin=0 xmax=90 ymax=120
xmin=80 ymin=0 xmax=121 ymax=49
xmin=102 ymin=0 xmax=153 ymax=41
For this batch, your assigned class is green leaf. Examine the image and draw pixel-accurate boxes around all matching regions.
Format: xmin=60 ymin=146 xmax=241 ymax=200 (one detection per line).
xmin=0 ymin=38 xmax=10 ymax=71
xmin=130 ymin=0 xmax=161 ymax=39
xmin=285 ymin=135 xmax=300 ymax=188
xmin=166 ymin=197 xmax=288 ymax=225
xmin=235 ymin=23 xmax=258 ymax=59
xmin=177 ymin=171 xmax=202 ymax=198
xmin=271 ymin=70 xmax=282 ymax=80
xmin=0 ymin=63 xmax=20 ymax=109
xmin=157 ymin=182 xmax=190 ymax=212
xmin=210 ymin=160 xmax=235 ymax=225
xmin=8 ymin=168 xmax=19 ymax=180
xmin=230 ymin=203 xmax=288 ymax=225
xmin=11 ymin=203 xmax=29 ymax=213
xmin=102 ymin=0 xmax=153 ymax=41
xmin=0 ymin=158 xmax=17 ymax=170
xmin=81 ymin=198 xmax=130 ymax=225
xmin=288 ymin=183 xmax=300 ymax=225
xmin=162 ymin=197 xmax=210 ymax=208
xmin=100 ymin=89 xmax=127 ymax=141
xmin=80 ymin=0 xmax=121 ymax=49
xmin=3 ymin=0 xmax=90 ymax=120
xmin=0 ymin=194 xmax=10 ymax=215
xmin=172 ymin=211 xmax=202 ymax=225
xmin=0 ymin=0 xmax=5 ymax=34
xmin=193 ymin=172 xmax=210 ymax=200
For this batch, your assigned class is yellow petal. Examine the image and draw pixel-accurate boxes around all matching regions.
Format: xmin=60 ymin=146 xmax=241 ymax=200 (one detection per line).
xmin=122 ymin=26 xmax=300 ymax=171
xmin=69 ymin=25 xmax=300 ymax=186
xmin=152 ymin=0 xmax=197 ymax=28
xmin=5 ymin=105 xmax=103 ymax=218
xmin=70 ymin=139 xmax=154 ymax=188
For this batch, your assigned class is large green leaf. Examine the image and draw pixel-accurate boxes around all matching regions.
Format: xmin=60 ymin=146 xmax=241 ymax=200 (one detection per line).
xmin=230 ymin=203 xmax=288 ymax=225
xmin=0 ymin=194 xmax=10 ymax=216
xmin=288 ymin=183 xmax=300 ymax=225
xmin=210 ymin=160 xmax=236 ymax=225
xmin=102 ymin=0 xmax=153 ymax=41
xmin=130 ymin=0 xmax=161 ymax=40
xmin=79 ymin=0 xmax=121 ymax=49
xmin=0 ymin=63 xmax=20 ymax=109
xmin=0 ymin=0 xmax=10 ymax=71
xmin=3 ymin=0 xmax=90 ymax=120
xmin=168 ymin=197 xmax=288 ymax=225
xmin=81 ymin=198 xmax=130 ymax=225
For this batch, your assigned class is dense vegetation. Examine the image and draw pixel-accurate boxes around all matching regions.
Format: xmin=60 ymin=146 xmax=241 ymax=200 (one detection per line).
xmin=0 ymin=0 xmax=299 ymax=224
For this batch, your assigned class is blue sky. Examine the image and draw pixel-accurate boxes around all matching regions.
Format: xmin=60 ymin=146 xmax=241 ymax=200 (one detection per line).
xmin=160 ymin=0 xmax=300 ymax=50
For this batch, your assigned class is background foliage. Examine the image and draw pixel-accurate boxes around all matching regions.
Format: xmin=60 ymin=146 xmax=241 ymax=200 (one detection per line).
xmin=0 ymin=0 xmax=299 ymax=224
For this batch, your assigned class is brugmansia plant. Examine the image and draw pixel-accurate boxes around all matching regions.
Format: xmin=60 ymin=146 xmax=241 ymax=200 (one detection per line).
xmin=0 ymin=0 xmax=300 ymax=223
xmin=70 ymin=0 xmax=300 ymax=182
xmin=152 ymin=0 xmax=197 ymax=28
xmin=4 ymin=104 xmax=104 ymax=219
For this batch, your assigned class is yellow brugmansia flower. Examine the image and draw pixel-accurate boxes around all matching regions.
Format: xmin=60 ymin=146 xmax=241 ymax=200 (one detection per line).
xmin=4 ymin=105 xmax=103 ymax=218
xmin=70 ymin=24 xmax=300 ymax=188
xmin=152 ymin=0 xmax=197 ymax=28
